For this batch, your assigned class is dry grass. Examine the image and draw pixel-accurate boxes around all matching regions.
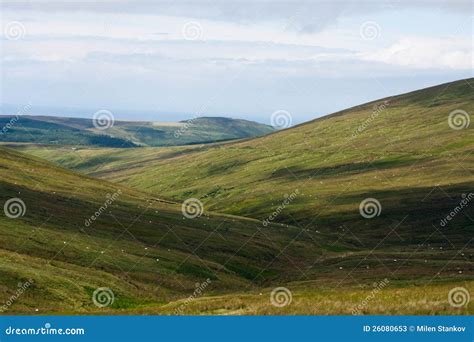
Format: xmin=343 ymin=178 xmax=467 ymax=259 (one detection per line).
xmin=132 ymin=280 xmax=474 ymax=315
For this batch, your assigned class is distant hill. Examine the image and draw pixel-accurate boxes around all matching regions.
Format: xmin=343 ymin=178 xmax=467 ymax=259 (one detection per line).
xmin=0 ymin=115 xmax=274 ymax=147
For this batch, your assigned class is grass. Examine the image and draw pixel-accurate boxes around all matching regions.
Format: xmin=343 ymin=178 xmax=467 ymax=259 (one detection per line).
xmin=15 ymin=78 xmax=474 ymax=243
xmin=1 ymin=78 xmax=473 ymax=314
xmin=0 ymin=146 xmax=350 ymax=313
xmin=136 ymin=280 xmax=474 ymax=315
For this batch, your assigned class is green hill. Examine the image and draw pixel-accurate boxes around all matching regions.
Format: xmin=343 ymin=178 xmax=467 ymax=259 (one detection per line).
xmin=3 ymin=79 xmax=473 ymax=314
xmin=0 ymin=116 xmax=136 ymax=147
xmin=1 ymin=146 xmax=471 ymax=315
xmin=0 ymin=146 xmax=344 ymax=313
xmin=0 ymin=115 xmax=274 ymax=147
xmin=17 ymin=79 xmax=474 ymax=241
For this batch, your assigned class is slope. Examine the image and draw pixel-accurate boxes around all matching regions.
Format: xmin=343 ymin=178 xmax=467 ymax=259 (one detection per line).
xmin=0 ymin=146 xmax=339 ymax=313
xmin=15 ymin=79 xmax=474 ymax=246
xmin=3 ymin=79 xmax=474 ymax=314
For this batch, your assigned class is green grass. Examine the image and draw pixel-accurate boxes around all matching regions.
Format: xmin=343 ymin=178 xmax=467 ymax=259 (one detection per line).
xmin=2 ymin=78 xmax=473 ymax=314
xmin=16 ymin=79 xmax=474 ymax=243
xmin=0 ymin=146 xmax=350 ymax=313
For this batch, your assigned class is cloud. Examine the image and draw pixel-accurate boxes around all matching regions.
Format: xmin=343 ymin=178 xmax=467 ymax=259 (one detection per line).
xmin=1 ymin=1 xmax=471 ymax=122
xmin=361 ymin=37 xmax=472 ymax=70
xmin=2 ymin=0 xmax=472 ymax=33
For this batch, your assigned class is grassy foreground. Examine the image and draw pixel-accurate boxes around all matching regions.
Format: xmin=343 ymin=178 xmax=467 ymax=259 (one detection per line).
xmin=0 ymin=146 xmax=317 ymax=313
xmin=1 ymin=146 xmax=472 ymax=315
xmin=141 ymin=280 xmax=474 ymax=315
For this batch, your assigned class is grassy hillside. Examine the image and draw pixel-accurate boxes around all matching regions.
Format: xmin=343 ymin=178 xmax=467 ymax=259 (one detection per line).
xmin=17 ymin=79 xmax=474 ymax=242
xmin=3 ymin=79 xmax=473 ymax=314
xmin=5 ymin=146 xmax=470 ymax=315
xmin=0 ymin=153 xmax=470 ymax=316
xmin=0 ymin=146 xmax=349 ymax=313
xmin=0 ymin=115 xmax=274 ymax=147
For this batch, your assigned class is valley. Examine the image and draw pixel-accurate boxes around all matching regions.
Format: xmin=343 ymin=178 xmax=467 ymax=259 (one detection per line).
xmin=0 ymin=79 xmax=473 ymax=314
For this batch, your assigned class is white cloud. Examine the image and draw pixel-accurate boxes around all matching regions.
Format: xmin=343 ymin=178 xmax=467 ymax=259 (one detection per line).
xmin=0 ymin=1 xmax=471 ymax=121
xmin=2 ymin=0 xmax=471 ymax=33
xmin=361 ymin=37 xmax=472 ymax=70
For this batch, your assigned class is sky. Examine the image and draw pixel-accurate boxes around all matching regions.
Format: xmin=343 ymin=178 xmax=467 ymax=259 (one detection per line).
xmin=0 ymin=0 xmax=472 ymax=125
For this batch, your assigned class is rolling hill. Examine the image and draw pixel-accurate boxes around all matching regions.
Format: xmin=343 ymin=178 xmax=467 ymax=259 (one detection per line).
xmin=2 ymin=78 xmax=473 ymax=314
xmin=1 ymin=145 xmax=472 ymax=314
xmin=16 ymin=79 xmax=474 ymax=241
xmin=0 ymin=145 xmax=347 ymax=313
xmin=0 ymin=115 xmax=274 ymax=147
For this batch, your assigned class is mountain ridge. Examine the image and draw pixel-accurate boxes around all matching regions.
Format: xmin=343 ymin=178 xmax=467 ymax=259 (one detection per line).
xmin=0 ymin=115 xmax=274 ymax=147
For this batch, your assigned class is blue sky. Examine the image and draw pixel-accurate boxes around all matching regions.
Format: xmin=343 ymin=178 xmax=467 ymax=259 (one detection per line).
xmin=0 ymin=0 xmax=472 ymax=125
